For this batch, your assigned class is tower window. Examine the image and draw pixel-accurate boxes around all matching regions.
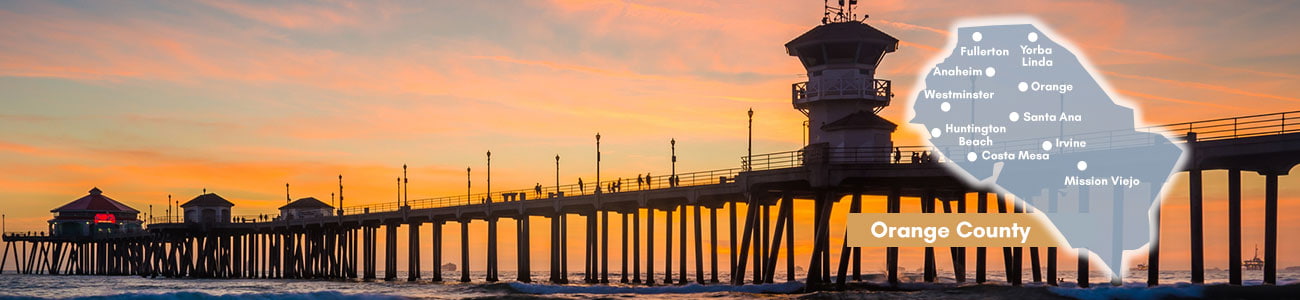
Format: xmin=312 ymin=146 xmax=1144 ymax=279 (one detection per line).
xmin=825 ymin=42 xmax=858 ymax=64
xmin=798 ymin=45 xmax=824 ymax=67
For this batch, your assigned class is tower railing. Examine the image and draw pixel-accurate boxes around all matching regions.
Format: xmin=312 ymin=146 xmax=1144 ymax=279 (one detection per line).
xmin=792 ymin=78 xmax=892 ymax=103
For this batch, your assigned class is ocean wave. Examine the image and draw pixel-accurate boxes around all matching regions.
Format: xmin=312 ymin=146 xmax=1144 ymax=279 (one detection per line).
xmin=506 ymin=281 xmax=804 ymax=295
xmin=1 ymin=291 xmax=409 ymax=300
xmin=1048 ymin=283 xmax=1203 ymax=300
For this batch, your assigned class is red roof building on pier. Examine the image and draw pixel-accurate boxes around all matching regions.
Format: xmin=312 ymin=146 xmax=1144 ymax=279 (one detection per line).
xmin=48 ymin=187 xmax=143 ymax=237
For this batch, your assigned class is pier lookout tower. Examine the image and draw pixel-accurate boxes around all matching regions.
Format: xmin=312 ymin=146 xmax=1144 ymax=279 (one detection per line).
xmin=787 ymin=1 xmax=898 ymax=161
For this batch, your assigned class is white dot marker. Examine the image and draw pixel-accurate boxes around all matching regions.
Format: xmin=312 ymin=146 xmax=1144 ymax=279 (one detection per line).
xmin=1009 ymin=112 xmax=1020 ymax=122
xmin=1028 ymin=32 xmax=1039 ymax=42
xmin=1018 ymin=82 xmax=1029 ymax=92
xmin=931 ymin=128 xmax=942 ymax=138
xmin=967 ymin=152 xmax=978 ymax=162
xmin=972 ymin=32 xmax=983 ymax=42
xmin=1077 ymin=161 xmax=1088 ymax=171
xmin=985 ymin=67 xmax=996 ymax=77
xmin=1042 ymin=141 xmax=1053 ymax=151
xmin=940 ymin=102 xmax=951 ymax=112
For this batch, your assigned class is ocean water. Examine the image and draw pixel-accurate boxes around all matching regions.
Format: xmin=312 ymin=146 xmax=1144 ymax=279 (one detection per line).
xmin=0 ymin=270 xmax=1296 ymax=299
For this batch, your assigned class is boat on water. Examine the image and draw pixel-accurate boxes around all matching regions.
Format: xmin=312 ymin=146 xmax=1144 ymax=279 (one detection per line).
xmin=442 ymin=263 xmax=457 ymax=272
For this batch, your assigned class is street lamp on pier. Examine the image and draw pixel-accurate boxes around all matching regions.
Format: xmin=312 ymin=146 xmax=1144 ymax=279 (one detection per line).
xmin=596 ymin=133 xmax=602 ymax=197
xmin=466 ymin=167 xmax=472 ymax=205
xmin=555 ymin=155 xmax=560 ymax=195
xmin=671 ymin=138 xmax=677 ymax=187
xmin=748 ymin=108 xmax=754 ymax=171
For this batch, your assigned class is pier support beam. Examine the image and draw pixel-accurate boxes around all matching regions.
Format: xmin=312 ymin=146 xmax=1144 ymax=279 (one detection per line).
xmin=432 ymin=221 xmax=443 ymax=282
xmin=887 ymin=186 xmax=901 ymax=285
xmin=665 ymin=208 xmax=674 ymax=284
xmin=680 ymin=204 xmax=688 ymax=284
xmin=1189 ymin=168 xmax=1204 ymax=284
xmin=1079 ymin=250 xmax=1089 ymax=288
xmin=621 ymin=212 xmax=628 ymax=283
xmin=601 ymin=210 xmax=609 ymax=284
xmin=519 ymin=216 xmax=531 ymax=283
xmin=647 ymin=208 xmax=656 ymax=285
xmin=837 ymin=190 xmax=863 ymax=286
xmin=1149 ymin=184 xmax=1161 ymax=287
xmin=759 ymin=203 xmax=769 ymax=284
xmin=1265 ymin=173 xmax=1279 ymax=285
xmin=385 ymin=224 xmax=398 ymax=281
xmin=729 ymin=200 xmax=738 ymax=282
xmin=1229 ymin=169 xmax=1242 ymax=285
xmin=487 ymin=217 xmax=498 ymax=282
xmin=550 ymin=215 xmax=561 ymax=283
xmin=923 ymin=190 xmax=936 ymax=283
xmin=561 ymin=214 xmax=568 ymax=282
xmin=998 ymin=193 xmax=1018 ymax=286
xmin=694 ymin=204 xmax=704 ymax=284
xmin=461 ymin=221 xmax=470 ymax=283
xmin=409 ymin=222 xmax=421 ymax=281
xmin=633 ymin=209 xmax=642 ymax=284
xmin=765 ymin=194 xmax=792 ymax=284
xmin=584 ymin=213 xmax=594 ymax=283
xmin=363 ymin=226 xmax=376 ymax=280
xmin=710 ymin=207 xmax=719 ymax=283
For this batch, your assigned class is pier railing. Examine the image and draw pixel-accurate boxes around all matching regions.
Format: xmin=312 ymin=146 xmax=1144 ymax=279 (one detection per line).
xmin=155 ymin=111 xmax=1300 ymax=224
xmin=1151 ymin=110 xmax=1300 ymax=142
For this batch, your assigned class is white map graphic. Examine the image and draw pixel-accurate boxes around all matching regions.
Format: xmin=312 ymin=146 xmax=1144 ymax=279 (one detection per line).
xmin=909 ymin=23 xmax=1185 ymax=279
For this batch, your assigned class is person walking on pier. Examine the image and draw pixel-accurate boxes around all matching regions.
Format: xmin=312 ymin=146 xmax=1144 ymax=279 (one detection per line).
xmin=646 ymin=173 xmax=653 ymax=188
xmin=578 ymin=178 xmax=584 ymax=194
xmin=535 ymin=183 xmax=542 ymax=197
xmin=911 ymin=152 xmax=920 ymax=164
xmin=638 ymin=174 xmax=644 ymax=189
xmin=894 ymin=147 xmax=901 ymax=164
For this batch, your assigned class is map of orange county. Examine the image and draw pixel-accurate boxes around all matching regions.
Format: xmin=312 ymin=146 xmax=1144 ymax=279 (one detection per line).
xmin=909 ymin=23 xmax=1186 ymax=280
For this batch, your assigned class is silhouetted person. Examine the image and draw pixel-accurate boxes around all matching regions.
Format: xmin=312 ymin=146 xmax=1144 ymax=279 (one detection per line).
xmin=535 ymin=183 xmax=542 ymax=197
xmin=578 ymin=178 xmax=584 ymax=194
xmin=894 ymin=147 xmax=901 ymax=164
xmin=616 ymin=178 xmax=622 ymax=192
xmin=638 ymin=175 xmax=644 ymax=189
xmin=921 ymin=151 xmax=930 ymax=163
xmin=911 ymin=152 xmax=920 ymax=164
xmin=646 ymin=173 xmax=653 ymax=188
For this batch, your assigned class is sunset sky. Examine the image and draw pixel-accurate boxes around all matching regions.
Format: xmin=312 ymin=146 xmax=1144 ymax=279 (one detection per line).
xmin=3 ymin=0 xmax=1300 ymax=278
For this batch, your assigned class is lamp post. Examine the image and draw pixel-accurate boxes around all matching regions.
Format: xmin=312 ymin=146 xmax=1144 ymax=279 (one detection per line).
xmin=466 ymin=167 xmax=472 ymax=205
xmin=403 ymin=164 xmax=409 ymax=207
xmin=597 ymin=132 xmax=607 ymax=283
xmin=555 ymin=155 xmax=561 ymax=195
xmin=748 ymin=108 xmax=754 ymax=171
xmin=596 ymin=133 xmax=601 ymax=197
xmin=670 ymin=138 xmax=676 ymax=187
xmin=338 ymin=175 xmax=345 ymax=216
xmin=487 ymin=151 xmax=492 ymax=205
